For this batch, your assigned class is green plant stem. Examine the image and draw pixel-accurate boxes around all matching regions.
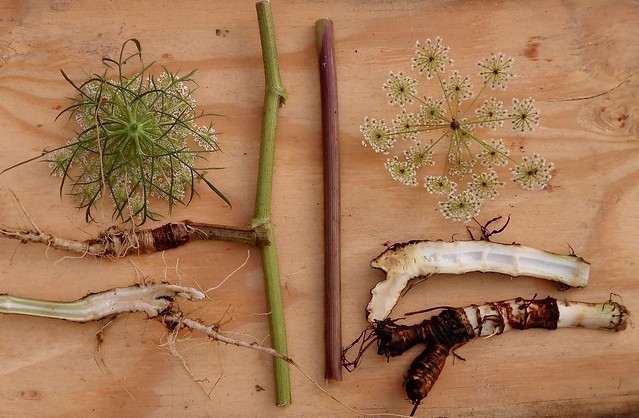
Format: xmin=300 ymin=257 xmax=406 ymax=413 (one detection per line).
xmin=0 ymin=1 xmax=291 ymax=405
xmin=252 ymin=0 xmax=291 ymax=406
xmin=185 ymin=222 xmax=270 ymax=246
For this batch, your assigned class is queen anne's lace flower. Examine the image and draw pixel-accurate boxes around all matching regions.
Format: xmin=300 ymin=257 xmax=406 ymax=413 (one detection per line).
xmin=385 ymin=157 xmax=418 ymax=186
xmin=469 ymin=170 xmax=504 ymax=200
xmin=475 ymin=97 xmax=507 ymax=129
xmin=404 ymin=141 xmax=434 ymax=169
xmin=382 ymin=71 xmax=418 ymax=107
xmin=418 ymin=98 xmax=446 ymax=126
xmin=477 ymin=52 xmax=515 ymax=90
xmin=511 ymin=153 xmax=554 ymax=190
xmin=443 ymin=70 xmax=473 ymax=105
xmin=195 ymin=125 xmax=219 ymax=151
xmin=360 ymin=117 xmax=394 ymax=153
xmin=448 ymin=153 xmax=475 ymax=176
xmin=424 ymin=175 xmax=456 ymax=196
xmin=411 ymin=36 xmax=452 ymax=79
xmin=44 ymin=41 xmax=224 ymax=225
xmin=477 ymin=138 xmax=510 ymax=168
xmin=510 ymin=97 xmax=540 ymax=132
xmin=361 ymin=37 xmax=554 ymax=222
xmin=392 ymin=110 xmax=420 ymax=141
xmin=438 ymin=190 xmax=482 ymax=222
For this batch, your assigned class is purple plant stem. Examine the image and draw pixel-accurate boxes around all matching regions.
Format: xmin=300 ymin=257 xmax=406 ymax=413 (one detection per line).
xmin=316 ymin=18 xmax=342 ymax=382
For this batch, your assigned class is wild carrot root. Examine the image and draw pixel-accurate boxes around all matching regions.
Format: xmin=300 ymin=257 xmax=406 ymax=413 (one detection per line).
xmin=367 ymin=240 xmax=591 ymax=322
xmin=0 ymin=283 xmax=205 ymax=321
xmin=0 ymin=221 xmax=269 ymax=257
xmin=348 ymin=296 xmax=629 ymax=416
xmin=0 ymin=283 xmax=371 ymax=415
xmin=0 ymin=282 xmax=295 ymax=362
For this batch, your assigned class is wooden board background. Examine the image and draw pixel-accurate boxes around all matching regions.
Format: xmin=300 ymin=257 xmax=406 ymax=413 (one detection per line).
xmin=0 ymin=1 xmax=638 ymax=416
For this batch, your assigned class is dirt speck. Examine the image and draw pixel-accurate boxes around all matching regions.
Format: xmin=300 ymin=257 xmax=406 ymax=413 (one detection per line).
xmin=18 ymin=389 xmax=42 ymax=400
xmin=523 ymin=36 xmax=541 ymax=60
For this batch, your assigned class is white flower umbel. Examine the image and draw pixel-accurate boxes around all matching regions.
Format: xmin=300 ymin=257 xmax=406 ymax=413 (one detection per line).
xmin=366 ymin=240 xmax=590 ymax=322
xmin=361 ymin=37 xmax=555 ymax=222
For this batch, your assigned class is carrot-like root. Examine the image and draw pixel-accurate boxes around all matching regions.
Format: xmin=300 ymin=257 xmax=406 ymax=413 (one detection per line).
xmin=0 ymin=220 xmax=269 ymax=257
xmin=354 ymin=297 xmax=628 ymax=415
xmin=367 ymin=240 xmax=591 ymax=322
xmin=0 ymin=283 xmax=205 ymax=322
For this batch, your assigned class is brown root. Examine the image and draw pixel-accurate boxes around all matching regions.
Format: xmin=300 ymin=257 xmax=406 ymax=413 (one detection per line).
xmin=87 ymin=223 xmax=191 ymax=256
xmin=341 ymin=326 xmax=377 ymax=371
xmin=1 ymin=220 xmax=270 ymax=258
xmin=469 ymin=214 xmax=511 ymax=241
xmin=359 ymin=296 xmax=628 ymax=412
xmin=405 ymin=343 xmax=450 ymax=416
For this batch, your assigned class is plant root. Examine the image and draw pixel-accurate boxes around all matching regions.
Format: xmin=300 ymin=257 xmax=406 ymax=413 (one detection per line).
xmin=0 ymin=220 xmax=269 ymax=258
xmin=0 ymin=282 xmax=205 ymax=321
xmin=345 ymin=296 xmax=629 ymax=415
xmin=0 ymin=282 xmax=376 ymax=416
xmin=367 ymin=239 xmax=590 ymax=322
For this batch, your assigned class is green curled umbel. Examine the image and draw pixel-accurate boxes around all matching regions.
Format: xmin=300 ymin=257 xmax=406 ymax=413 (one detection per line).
xmin=47 ymin=39 xmax=229 ymax=224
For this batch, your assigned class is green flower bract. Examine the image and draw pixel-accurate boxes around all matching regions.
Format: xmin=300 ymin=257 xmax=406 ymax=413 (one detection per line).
xmin=48 ymin=39 xmax=228 ymax=225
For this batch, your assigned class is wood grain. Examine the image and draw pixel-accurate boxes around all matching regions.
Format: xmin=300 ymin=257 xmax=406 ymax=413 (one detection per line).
xmin=0 ymin=1 xmax=638 ymax=416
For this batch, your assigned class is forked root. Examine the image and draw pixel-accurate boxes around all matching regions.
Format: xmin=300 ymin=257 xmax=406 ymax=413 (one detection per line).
xmin=0 ymin=283 xmax=287 ymax=364
xmin=0 ymin=282 xmax=368 ymax=415
xmin=345 ymin=296 xmax=629 ymax=416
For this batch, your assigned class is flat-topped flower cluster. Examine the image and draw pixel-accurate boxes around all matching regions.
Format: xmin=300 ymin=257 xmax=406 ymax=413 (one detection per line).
xmin=361 ymin=37 xmax=554 ymax=221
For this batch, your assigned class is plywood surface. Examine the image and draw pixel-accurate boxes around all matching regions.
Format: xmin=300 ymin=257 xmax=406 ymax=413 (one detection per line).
xmin=0 ymin=1 xmax=638 ymax=417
